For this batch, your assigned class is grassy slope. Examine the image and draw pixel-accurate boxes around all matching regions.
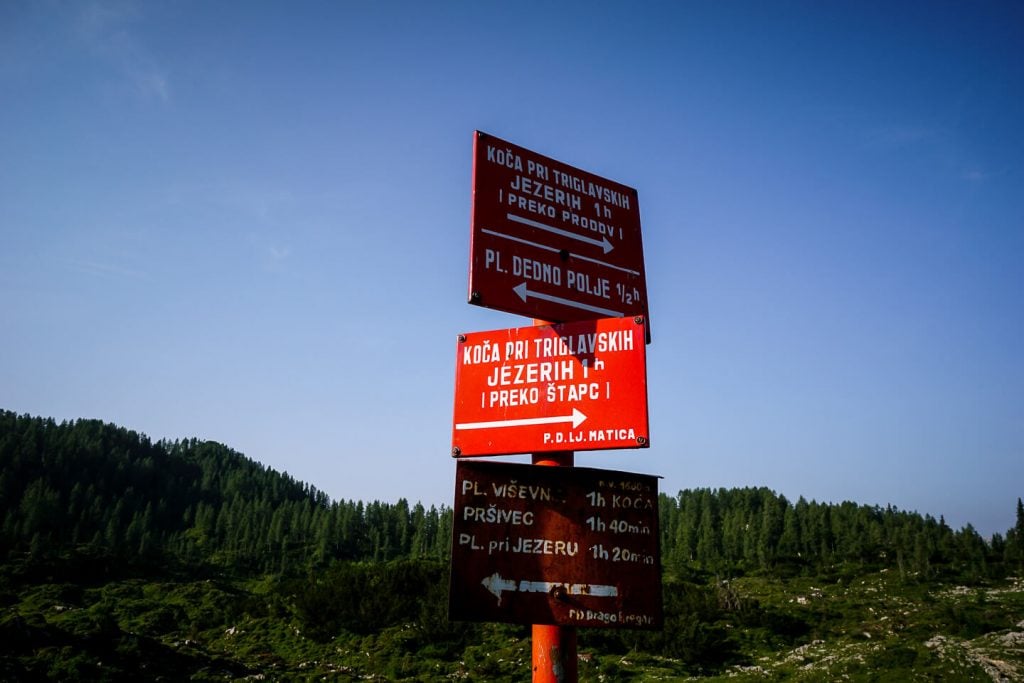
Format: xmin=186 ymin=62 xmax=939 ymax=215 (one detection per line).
xmin=695 ymin=573 xmax=1024 ymax=682
xmin=3 ymin=563 xmax=1022 ymax=681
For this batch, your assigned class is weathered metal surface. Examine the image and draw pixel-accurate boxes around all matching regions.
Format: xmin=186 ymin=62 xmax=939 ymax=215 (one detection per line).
xmin=448 ymin=461 xmax=663 ymax=629
xmin=469 ymin=131 xmax=650 ymax=339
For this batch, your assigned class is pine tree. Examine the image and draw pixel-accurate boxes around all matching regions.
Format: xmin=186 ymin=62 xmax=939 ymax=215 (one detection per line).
xmin=757 ymin=492 xmax=784 ymax=569
xmin=1005 ymin=498 xmax=1024 ymax=569
xmin=695 ymin=495 xmax=720 ymax=569
xmin=777 ymin=505 xmax=800 ymax=561
xmin=1016 ymin=498 xmax=1024 ymax=540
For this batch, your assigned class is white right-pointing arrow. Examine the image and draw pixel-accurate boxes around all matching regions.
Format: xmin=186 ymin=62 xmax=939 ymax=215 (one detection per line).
xmin=455 ymin=408 xmax=587 ymax=431
xmin=507 ymin=213 xmax=614 ymax=254
xmin=481 ymin=228 xmax=640 ymax=276
xmin=513 ymin=282 xmax=623 ymax=318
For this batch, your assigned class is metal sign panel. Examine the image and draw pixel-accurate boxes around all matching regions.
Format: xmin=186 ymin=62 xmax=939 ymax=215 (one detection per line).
xmin=451 ymin=316 xmax=649 ymax=457
xmin=469 ymin=131 xmax=650 ymax=338
xmin=449 ymin=460 xmax=662 ymax=629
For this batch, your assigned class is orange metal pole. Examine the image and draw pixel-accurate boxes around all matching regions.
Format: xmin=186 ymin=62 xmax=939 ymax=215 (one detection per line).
xmin=531 ymin=450 xmax=577 ymax=683
xmin=530 ymin=319 xmax=577 ymax=683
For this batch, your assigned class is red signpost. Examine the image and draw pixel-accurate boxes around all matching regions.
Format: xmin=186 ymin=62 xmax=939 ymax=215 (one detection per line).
xmin=469 ymin=131 xmax=650 ymax=340
xmin=451 ymin=316 xmax=649 ymax=457
xmin=452 ymin=132 xmax=655 ymax=683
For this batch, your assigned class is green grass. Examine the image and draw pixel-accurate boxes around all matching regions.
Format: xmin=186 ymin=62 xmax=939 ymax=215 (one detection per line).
xmin=1 ymin=566 xmax=1022 ymax=681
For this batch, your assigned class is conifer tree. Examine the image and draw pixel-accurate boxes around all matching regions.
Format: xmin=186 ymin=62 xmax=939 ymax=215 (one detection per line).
xmin=1016 ymin=498 xmax=1024 ymax=539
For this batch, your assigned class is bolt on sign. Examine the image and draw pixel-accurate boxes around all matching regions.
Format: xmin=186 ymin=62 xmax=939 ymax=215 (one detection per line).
xmin=469 ymin=131 xmax=650 ymax=341
xmin=449 ymin=460 xmax=663 ymax=629
xmin=451 ymin=316 xmax=649 ymax=457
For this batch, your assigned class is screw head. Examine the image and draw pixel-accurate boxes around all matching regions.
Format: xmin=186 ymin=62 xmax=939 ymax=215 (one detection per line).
xmin=637 ymin=436 xmax=648 ymax=447
xmin=634 ymin=316 xmax=645 ymax=325
xmin=451 ymin=447 xmax=461 ymax=457
xmin=457 ymin=334 xmax=467 ymax=343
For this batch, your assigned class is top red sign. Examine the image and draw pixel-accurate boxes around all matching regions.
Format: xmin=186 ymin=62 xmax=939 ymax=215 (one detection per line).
xmin=469 ymin=131 xmax=649 ymax=340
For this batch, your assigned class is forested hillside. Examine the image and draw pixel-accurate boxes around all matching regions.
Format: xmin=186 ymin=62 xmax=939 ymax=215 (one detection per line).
xmin=661 ymin=487 xmax=1024 ymax=582
xmin=3 ymin=410 xmax=1020 ymax=580
xmin=0 ymin=410 xmax=450 ymax=574
xmin=1 ymin=410 xmax=1022 ymax=680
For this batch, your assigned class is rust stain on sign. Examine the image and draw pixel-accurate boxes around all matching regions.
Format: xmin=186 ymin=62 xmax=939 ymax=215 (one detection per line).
xmin=448 ymin=460 xmax=663 ymax=629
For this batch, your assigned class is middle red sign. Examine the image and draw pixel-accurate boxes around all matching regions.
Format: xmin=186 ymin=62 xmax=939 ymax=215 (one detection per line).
xmin=452 ymin=316 xmax=649 ymax=457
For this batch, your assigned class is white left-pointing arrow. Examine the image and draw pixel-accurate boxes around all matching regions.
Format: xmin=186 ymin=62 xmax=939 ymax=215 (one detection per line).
xmin=455 ymin=408 xmax=587 ymax=431
xmin=481 ymin=572 xmax=518 ymax=605
xmin=513 ymin=282 xmax=623 ymax=318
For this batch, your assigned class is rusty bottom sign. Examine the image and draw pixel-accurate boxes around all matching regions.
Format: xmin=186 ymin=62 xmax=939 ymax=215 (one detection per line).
xmin=448 ymin=461 xmax=662 ymax=629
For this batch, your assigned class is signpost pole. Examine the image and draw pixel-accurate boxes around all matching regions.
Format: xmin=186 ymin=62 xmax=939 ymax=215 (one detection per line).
xmin=457 ymin=132 xmax=653 ymax=681
xmin=530 ymin=312 xmax=577 ymax=682
xmin=531 ymin=440 xmax=577 ymax=681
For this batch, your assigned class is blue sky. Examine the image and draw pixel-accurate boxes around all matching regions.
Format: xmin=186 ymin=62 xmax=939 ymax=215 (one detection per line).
xmin=2 ymin=1 xmax=1021 ymax=537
